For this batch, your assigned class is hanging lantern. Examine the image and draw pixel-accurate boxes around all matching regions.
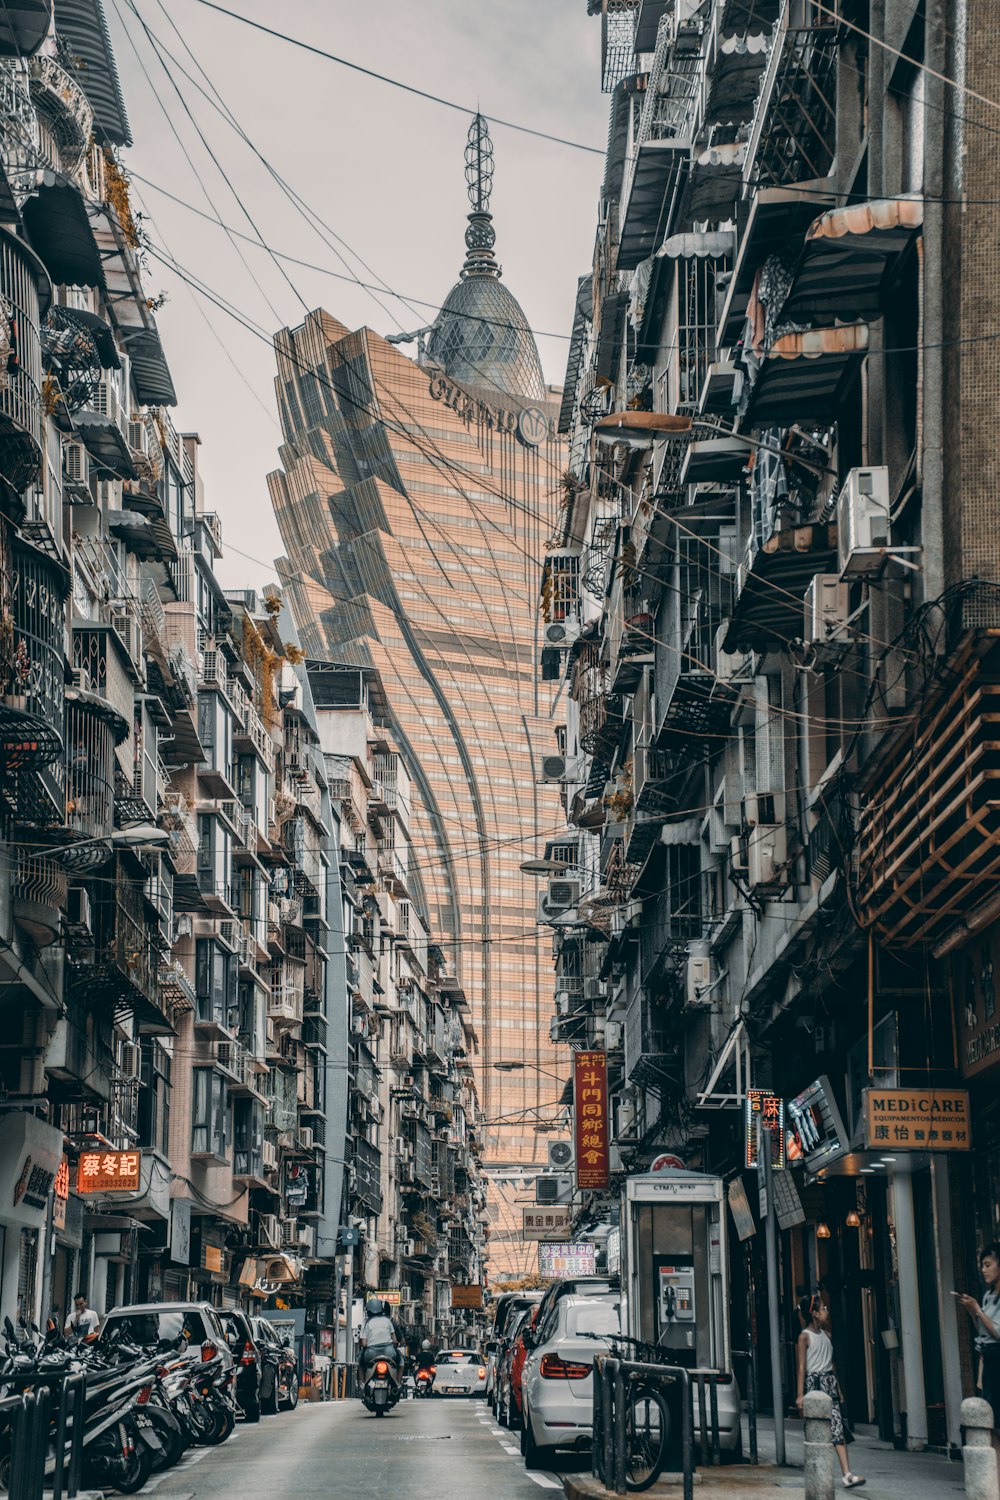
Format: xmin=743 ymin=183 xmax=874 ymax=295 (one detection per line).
xmin=845 ymin=1209 xmax=861 ymax=1228
xmin=816 ymin=1221 xmax=831 ymax=1240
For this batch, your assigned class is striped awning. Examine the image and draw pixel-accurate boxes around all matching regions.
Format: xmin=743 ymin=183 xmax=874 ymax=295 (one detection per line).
xmin=119 ymin=326 xmax=177 ymax=407
xmin=21 ymin=176 xmax=105 ymax=289
xmin=780 ymin=195 xmax=923 ymax=324
xmin=746 ymin=324 xmax=869 ymax=424
xmin=0 ymin=1 xmax=50 ymax=58
xmin=53 ymin=0 xmax=131 ymax=146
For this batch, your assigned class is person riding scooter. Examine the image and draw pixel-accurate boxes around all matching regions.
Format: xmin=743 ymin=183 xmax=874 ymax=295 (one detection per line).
xmin=358 ymin=1298 xmax=403 ymax=1381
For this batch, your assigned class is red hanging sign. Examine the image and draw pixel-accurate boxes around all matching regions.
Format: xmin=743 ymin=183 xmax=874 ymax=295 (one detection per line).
xmin=76 ymin=1150 xmax=142 ymax=1195
xmin=574 ymin=1051 xmax=610 ymax=1191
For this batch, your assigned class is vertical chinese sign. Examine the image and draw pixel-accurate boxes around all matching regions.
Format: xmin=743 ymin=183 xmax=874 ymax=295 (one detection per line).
xmin=745 ymin=1089 xmax=785 ymax=1169
xmin=574 ymin=1050 xmax=610 ymax=1190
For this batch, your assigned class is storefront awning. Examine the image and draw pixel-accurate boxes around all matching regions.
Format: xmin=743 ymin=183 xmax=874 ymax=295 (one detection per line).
xmin=718 ymin=0 xmax=781 ymax=38
xmin=52 ymin=0 xmax=132 ymax=146
xmin=119 ymin=325 xmax=177 ymax=407
xmin=618 ymin=138 xmax=691 ymax=270
xmin=634 ymin=0 xmax=670 ymax=51
xmin=745 ymin=323 xmax=869 ymax=424
xmin=21 ymin=177 xmax=105 ymax=289
xmin=718 ymin=185 xmax=836 ymax=343
xmin=779 ymin=195 xmax=923 ymax=324
xmin=0 ymin=0 xmax=50 ymax=57
xmin=74 ymin=409 xmax=138 ymax=480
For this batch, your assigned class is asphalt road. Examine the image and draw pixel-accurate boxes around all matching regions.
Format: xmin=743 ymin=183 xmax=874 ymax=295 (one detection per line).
xmin=141 ymin=1395 xmax=583 ymax=1500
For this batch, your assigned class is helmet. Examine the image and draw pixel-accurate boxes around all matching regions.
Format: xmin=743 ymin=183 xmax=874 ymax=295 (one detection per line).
xmin=365 ymin=1297 xmax=384 ymax=1317
xmin=421 ymin=1338 xmax=432 ymax=1351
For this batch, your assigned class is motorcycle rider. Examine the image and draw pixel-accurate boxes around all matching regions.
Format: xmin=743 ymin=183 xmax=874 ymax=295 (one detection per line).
xmin=358 ymin=1298 xmax=403 ymax=1381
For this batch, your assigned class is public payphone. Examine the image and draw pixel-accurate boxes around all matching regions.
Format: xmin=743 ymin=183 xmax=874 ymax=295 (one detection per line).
xmin=620 ymin=1171 xmax=730 ymax=1374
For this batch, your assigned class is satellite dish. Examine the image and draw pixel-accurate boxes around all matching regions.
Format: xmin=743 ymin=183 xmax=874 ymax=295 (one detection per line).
xmin=548 ymin=1140 xmax=574 ymax=1170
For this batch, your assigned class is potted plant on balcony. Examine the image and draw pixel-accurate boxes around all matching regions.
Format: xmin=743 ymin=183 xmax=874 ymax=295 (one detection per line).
xmin=2 ymin=632 xmax=31 ymax=712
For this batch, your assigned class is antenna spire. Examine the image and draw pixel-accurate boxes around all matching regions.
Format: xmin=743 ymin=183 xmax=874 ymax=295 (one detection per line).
xmin=461 ymin=114 xmax=499 ymax=278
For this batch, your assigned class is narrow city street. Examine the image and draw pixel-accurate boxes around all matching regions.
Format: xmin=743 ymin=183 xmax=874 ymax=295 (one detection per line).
xmin=143 ymin=1400 xmax=576 ymax=1500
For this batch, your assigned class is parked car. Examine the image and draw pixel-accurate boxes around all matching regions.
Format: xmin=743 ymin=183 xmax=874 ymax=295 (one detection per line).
xmin=532 ymin=1276 xmax=617 ymax=1332
xmin=520 ymin=1293 xmax=620 ymax=1468
xmin=485 ymin=1293 xmax=536 ymax=1399
xmin=504 ymin=1304 xmax=540 ymax=1430
xmin=249 ymin=1316 xmax=299 ymax=1413
xmin=433 ymin=1349 xmax=487 ymax=1397
xmin=494 ymin=1305 xmax=531 ymax=1424
xmin=218 ymin=1309 xmax=261 ymax=1422
xmin=99 ymin=1302 xmax=234 ymax=1374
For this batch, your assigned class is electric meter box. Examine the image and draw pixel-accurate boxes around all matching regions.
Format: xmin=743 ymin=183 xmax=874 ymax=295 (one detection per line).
xmin=619 ymin=1171 xmax=732 ymax=1374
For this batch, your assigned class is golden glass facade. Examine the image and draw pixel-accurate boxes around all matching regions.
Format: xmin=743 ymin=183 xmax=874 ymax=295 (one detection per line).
xmin=268 ymin=309 xmax=568 ymax=1274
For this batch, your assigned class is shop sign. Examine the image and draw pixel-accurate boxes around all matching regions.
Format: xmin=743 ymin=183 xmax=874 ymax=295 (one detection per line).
xmin=574 ymin=1051 xmax=610 ymax=1190
xmin=863 ymin=1089 xmax=971 ymax=1151
xmin=650 ymin=1153 xmax=686 ymax=1173
xmin=745 ymin=1090 xmax=785 ymax=1170
xmin=522 ymin=1208 xmax=571 ymax=1241
xmin=771 ymin=1169 xmax=806 ymax=1230
xmin=0 ymin=1114 xmax=66 ymax=1227
xmin=52 ymin=1157 xmax=70 ymax=1233
xmin=451 ymin=1284 xmax=483 ymax=1309
xmin=538 ymin=1242 xmax=596 ymax=1278
xmin=377 ymin=1290 xmax=402 ymax=1305
xmin=202 ymin=1245 xmax=224 ymax=1274
xmin=76 ymin=1149 xmax=142 ymax=1195
xmin=956 ymin=938 xmax=1000 ymax=1079
xmin=727 ymin=1178 xmax=756 ymax=1242
xmin=606 ymin=1226 xmax=622 ymax=1275
xmin=786 ymin=1076 xmax=849 ymax=1170
xmin=169 ymin=1199 xmax=191 ymax=1265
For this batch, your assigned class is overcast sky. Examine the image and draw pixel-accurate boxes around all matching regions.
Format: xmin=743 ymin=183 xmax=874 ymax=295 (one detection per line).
xmin=105 ymin=0 xmax=604 ymax=588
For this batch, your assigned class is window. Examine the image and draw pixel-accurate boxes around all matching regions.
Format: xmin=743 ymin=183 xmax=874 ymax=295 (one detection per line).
xmin=137 ymin=1040 xmax=171 ymax=1155
xmin=233 ymin=1099 xmax=264 ymax=1179
xmin=195 ymin=939 xmax=236 ymax=1029
xmin=191 ymin=1068 xmax=228 ymax=1159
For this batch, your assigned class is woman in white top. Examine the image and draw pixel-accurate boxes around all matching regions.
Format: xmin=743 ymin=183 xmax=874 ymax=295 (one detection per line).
xmin=795 ymin=1294 xmax=865 ymax=1490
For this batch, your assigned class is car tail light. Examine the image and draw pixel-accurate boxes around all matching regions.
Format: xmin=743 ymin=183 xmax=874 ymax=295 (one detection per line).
xmin=136 ymin=1385 xmax=152 ymax=1404
xmin=241 ymin=1340 xmax=256 ymax=1367
xmin=201 ymin=1341 xmax=217 ymax=1362
xmin=540 ymin=1353 xmax=592 ymax=1380
xmin=478 ymin=1367 xmax=486 ymax=1380
xmin=375 ymin=1360 xmax=389 ymax=1376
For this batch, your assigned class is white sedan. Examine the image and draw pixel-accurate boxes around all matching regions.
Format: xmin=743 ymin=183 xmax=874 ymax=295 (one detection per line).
xmin=521 ymin=1294 xmax=619 ymax=1467
xmin=433 ymin=1350 xmax=487 ymax=1397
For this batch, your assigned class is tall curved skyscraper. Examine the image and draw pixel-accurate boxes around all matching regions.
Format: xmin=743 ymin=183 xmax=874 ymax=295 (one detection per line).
xmin=268 ymin=117 xmax=568 ymax=1275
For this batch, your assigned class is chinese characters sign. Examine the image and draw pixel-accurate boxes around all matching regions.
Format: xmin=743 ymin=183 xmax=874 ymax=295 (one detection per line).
xmin=53 ymin=1157 xmax=70 ymax=1233
xmin=76 ymin=1150 xmax=142 ymax=1195
xmin=538 ymin=1242 xmax=596 ymax=1278
xmin=450 ymin=1284 xmax=483 ymax=1309
xmin=863 ymin=1090 xmax=971 ymax=1151
xmin=745 ymin=1090 xmax=785 ymax=1169
xmin=522 ymin=1208 xmax=571 ymax=1241
xmin=574 ymin=1050 xmax=610 ymax=1190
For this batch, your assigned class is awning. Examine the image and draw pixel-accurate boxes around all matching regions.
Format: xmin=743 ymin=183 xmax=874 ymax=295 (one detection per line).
xmin=698 ymin=361 xmax=738 ymax=414
xmin=618 ymin=138 xmax=691 ymax=270
xmin=704 ymin=35 xmax=770 ymax=124
xmin=718 ymin=185 xmax=836 ymax=343
xmin=680 ymin=142 xmax=746 ymax=225
xmin=634 ymin=0 xmax=670 ymax=50
xmin=679 ymin=435 xmax=752 ymax=484
xmin=603 ymin=74 xmax=644 ymax=206
xmin=719 ymin=0 xmax=781 ymax=36
xmin=558 ymin=274 xmax=592 ymax=433
xmin=52 ymin=0 xmax=132 ymax=146
xmin=722 ymin=522 xmax=838 ymax=653
xmin=47 ymin=306 xmax=120 ymax=369
xmin=657 ymin=230 xmax=735 ymax=259
xmin=595 ymin=291 xmax=628 ymax=383
xmin=745 ymin=323 xmax=869 ymax=423
xmin=108 ymin=508 xmax=176 ymax=562
xmin=74 ymin=409 xmax=138 ymax=480
xmin=779 ymin=195 xmax=923 ymax=325
xmin=119 ymin=325 xmax=176 ymax=407
xmin=21 ymin=177 xmax=105 ymax=289
xmin=0 ymin=0 xmax=50 ymax=58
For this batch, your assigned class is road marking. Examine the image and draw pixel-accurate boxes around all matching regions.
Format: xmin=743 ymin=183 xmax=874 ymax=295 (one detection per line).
xmin=526 ymin=1475 xmax=560 ymax=1489
xmin=501 ymin=1443 xmax=521 ymax=1455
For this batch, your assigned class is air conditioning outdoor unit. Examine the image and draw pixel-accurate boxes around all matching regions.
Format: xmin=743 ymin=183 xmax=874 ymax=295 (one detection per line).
xmin=65 ymin=886 xmax=92 ymax=933
xmin=64 ymin=441 xmax=91 ymax=495
xmin=548 ymin=1140 xmax=574 ymax=1170
xmin=583 ymin=977 xmax=606 ymax=1001
xmin=543 ymin=618 xmax=580 ymax=649
xmin=395 ymin=1135 xmax=408 ymax=1155
xmin=540 ymin=753 xmax=585 ymax=783
xmin=730 ymin=833 xmax=749 ymax=876
xmin=605 ymin=1020 xmax=624 ymax=1051
xmin=538 ymin=878 xmax=581 ymax=921
xmin=298 ymin=1128 xmax=314 ymax=1150
xmin=686 ymin=952 xmax=712 ymax=1007
xmin=555 ymin=992 xmax=571 ymax=1017
xmin=281 ymin=1219 xmax=299 ymax=1247
xmin=118 ymin=1042 xmax=142 ymax=1079
xmin=804 ymin=574 xmax=850 ymax=648
xmin=258 ymin=1214 xmax=280 ymax=1248
xmin=262 ymin=1141 xmax=277 ymax=1171
xmin=837 ymin=466 xmax=890 ymax=578
xmin=536 ymin=1173 xmax=574 ymax=1205
xmin=747 ymin=822 xmax=789 ymax=895
xmin=617 ymin=1098 xmax=637 ymax=1139
xmin=402 ymin=1239 xmax=415 ymax=1256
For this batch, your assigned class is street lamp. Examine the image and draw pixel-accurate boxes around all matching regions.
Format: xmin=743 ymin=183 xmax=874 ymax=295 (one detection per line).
xmin=48 ymin=823 xmax=171 ymax=862
xmin=492 ymin=1061 xmax=569 ymax=1085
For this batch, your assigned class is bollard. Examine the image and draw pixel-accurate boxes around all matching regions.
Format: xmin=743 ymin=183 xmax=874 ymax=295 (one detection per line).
xmin=961 ymin=1397 xmax=999 ymax=1500
xmin=803 ymin=1390 xmax=835 ymax=1500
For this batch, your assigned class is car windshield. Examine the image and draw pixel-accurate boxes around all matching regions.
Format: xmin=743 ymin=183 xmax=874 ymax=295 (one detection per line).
xmin=566 ymin=1304 xmax=619 ymax=1338
xmin=438 ymin=1352 xmax=477 ymax=1365
xmin=102 ymin=1310 xmax=209 ymax=1350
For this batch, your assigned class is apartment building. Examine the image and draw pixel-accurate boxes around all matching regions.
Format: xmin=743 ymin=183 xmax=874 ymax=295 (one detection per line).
xmin=546 ymin=0 xmax=997 ymax=1452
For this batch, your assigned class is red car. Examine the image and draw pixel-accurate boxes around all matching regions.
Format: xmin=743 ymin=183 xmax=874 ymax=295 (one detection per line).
xmin=504 ymin=1304 xmax=539 ymax=1430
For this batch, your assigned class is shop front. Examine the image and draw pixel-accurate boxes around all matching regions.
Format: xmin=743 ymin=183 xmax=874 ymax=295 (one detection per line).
xmin=0 ymin=1112 xmax=64 ymax=1327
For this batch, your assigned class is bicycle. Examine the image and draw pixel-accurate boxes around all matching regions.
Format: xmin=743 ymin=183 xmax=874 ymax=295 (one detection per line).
xmin=604 ymin=1335 xmax=673 ymax=1493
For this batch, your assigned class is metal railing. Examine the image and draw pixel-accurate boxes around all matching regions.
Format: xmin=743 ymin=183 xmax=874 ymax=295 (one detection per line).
xmin=2 ymin=1368 xmax=86 ymax=1500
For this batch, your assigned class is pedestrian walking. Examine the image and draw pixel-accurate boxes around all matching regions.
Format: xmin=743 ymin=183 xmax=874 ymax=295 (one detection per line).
xmin=956 ymin=1241 xmax=1000 ymax=1460
xmin=795 ymin=1294 xmax=865 ymax=1491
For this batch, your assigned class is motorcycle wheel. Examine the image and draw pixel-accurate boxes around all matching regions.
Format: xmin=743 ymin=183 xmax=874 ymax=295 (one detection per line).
xmin=87 ymin=1445 xmax=153 ymax=1496
xmin=202 ymin=1406 xmax=236 ymax=1445
xmin=242 ymin=1393 xmax=261 ymax=1423
xmin=185 ymin=1400 xmax=216 ymax=1443
xmin=280 ymin=1381 xmax=299 ymax=1412
xmin=0 ymin=1449 xmax=11 ymax=1491
xmin=144 ymin=1408 xmax=186 ymax=1471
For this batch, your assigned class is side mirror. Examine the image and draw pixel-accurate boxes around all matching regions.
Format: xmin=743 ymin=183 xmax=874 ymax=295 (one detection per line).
xmin=282 ymin=1337 xmax=292 ymax=1349
xmin=4 ymin=1317 xmax=14 ymax=1339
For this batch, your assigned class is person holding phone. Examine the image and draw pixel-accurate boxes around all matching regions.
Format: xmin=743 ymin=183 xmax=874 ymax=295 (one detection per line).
xmin=957 ymin=1242 xmax=1000 ymax=1430
xmin=795 ymin=1293 xmax=865 ymax=1490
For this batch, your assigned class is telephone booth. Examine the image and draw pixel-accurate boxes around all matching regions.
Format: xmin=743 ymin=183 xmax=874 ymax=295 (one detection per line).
xmin=620 ymin=1171 xmax=731 ymax=1374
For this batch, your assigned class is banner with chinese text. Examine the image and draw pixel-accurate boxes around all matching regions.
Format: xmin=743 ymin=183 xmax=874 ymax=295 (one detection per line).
xmin=574 ymin=1050 xmax=610 ymax=1190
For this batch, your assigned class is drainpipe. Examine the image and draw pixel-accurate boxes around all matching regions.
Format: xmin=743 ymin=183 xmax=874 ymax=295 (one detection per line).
xmin=891 ymin=1172 xmax=928 ymax=1450
xmin=931 ymin=1157 xmax=964 ymax=1451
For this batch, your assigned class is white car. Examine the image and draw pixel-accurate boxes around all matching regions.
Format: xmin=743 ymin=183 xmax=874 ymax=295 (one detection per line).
xmin=433 ymin=1349 xmax=487 ymax=1397
xmin=520 ymin=1294 xmax=620 ymax=1467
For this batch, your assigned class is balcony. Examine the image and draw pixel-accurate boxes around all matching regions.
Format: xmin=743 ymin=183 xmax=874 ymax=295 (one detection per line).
xmin=217 ymin=1039 xmax=266 ymax=1099
xmin=744 ymin=0 xmax=837 ymax=191
xmin=233 ymin=700 xmax=275 ymax=771
xmin=723 ymin=520 xmax=837 ymax=654
xmin=623 ymin=989 xmax=683 ymax=1091
xmin=27 ymin=54 xmax=94 ymax=174
xmin=0 ymin=227 xmax=47 ymax=502
xmin=10 ymin=843 xmax=67 ymax=946
xmin=2 ymin=534 xmax=67 ymax=817
xmin=857 ymin=638 xmax=1000 ymax=950
xmin=62 ymin=692 xmax=121 ymax=863
xmin=68 ymin=864 xmax=170 ymax=1033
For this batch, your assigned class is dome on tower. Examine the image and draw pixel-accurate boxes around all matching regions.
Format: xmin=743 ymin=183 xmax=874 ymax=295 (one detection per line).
xmin=425 ymin=114 xmax=546 ymax=404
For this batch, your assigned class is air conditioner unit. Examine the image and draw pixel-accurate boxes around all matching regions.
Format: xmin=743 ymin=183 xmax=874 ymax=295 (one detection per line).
xmin=262 ymin=1141 xmax=277 ymax=1171
xmin=805 ymin=573 xmax=850 ymax=647
xmin=730 ymin=833 xmax=749 ymax=876
xmin=605 ymin=1020 xmax=624 ymax=1051
xmin=548 ymin=1140 xmax=574 ymax=1170
xmin=298 ymin=1127 xmax=314 ymax=1150
xmin=64 ymin=441 xmax=91 ymax=495
xmin=714 ymin=624 xmax=746 ymax=681
xmin=617 ymin=1098 xmax=637 ymax=1139
xmin=266 ymin=1018 xmax=277 ymax=1046
xmin=837 ymin=466 xmax=890 ymax=578
xmin=686 ymin=952 xmax=712 ymax=1007
xmin=94 ymin=372 xmax=124 ymax=430
xmin=118 ymin=1042 xmax=142 ymax=1080
xmin=259 ymin=1213 xmax=280 ymax=1248
xmin=549 ymin=1017 xmax=561 ymax=1042
xmin=540 ymin=753 xmax=585 ymax=783
xmin=395 ymin=1135 xmax=408 ymax=1155
xmin=543 ymin=618 xmax=580 ymax=649
xmin=281 ymin=1219 xmax=299 ymax=1246
xmin=555 ymin=992 xmax=571 ymax=1017
xmin=747 ymin=822 xmax=789 ymax=895
xmin=610 ymin=908 xmax=627 ymax=937
xmin=65 ymin=886 xmax=92 ymax=933
xmin=536 ymin=1173 xmax=574 ymax=1205
xmin=583 ymin=977 xmax=606 ymax=1001
xmin=538 ymin=878 xmax=581 ymax=921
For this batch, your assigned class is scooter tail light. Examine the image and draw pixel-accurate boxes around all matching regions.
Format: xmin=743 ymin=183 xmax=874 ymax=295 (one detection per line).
xmin=375 ymin=1360 xmax=389 ymax=1376
xmin=136 ymin=1385 xmax=152 ymax=1404
xmin=201 ymin=1341 xmax=217 ymax=1362
xmin=241 ymin=1340 xmax=256 ymax=1367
